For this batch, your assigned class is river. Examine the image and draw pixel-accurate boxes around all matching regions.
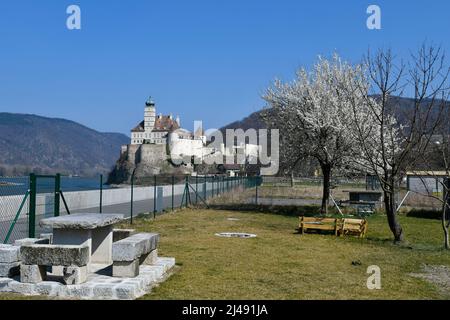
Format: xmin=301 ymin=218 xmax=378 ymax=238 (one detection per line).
xmin=0 ymin=176 xmax=110 ymax=196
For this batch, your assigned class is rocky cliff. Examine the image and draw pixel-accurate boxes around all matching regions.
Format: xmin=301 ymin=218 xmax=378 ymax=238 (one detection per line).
xmin=107 ymin=144 xmax=193 ymax=184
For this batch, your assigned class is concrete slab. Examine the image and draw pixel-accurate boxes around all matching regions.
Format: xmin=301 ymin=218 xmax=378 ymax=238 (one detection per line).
xmin=20 ymin=264 xmax=47 ymax=284
xmin=112 ymin=233 xmax=159 ymax=262
xmin=112 ymin=260 xmax=140 ymax=278
xmin=0 ymin=257 xmax=175 ymax=300
xmin=20 ymin=244 xmax=90 ymax=267
xmin=52 ymin=226 xmax=114 ymax=265
xmin=40 ymin=213 xmax=124 ymax=230
xmin=14 ymin=238 xmax=49 ymax=246
xmin=0 ymin=245 xmax=21 ymax=263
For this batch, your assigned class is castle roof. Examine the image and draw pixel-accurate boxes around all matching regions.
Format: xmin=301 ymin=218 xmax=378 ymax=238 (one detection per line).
xmin=153 ymin=115 xmax=180 ymax=132
xmin=131 ymin=121 xmax=145 ymax=132
xmin=131 ymin=116 xmax=180 ymax=133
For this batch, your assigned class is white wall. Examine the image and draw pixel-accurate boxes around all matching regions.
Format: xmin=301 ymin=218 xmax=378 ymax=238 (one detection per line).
xmin=0 ymin=181 xmax=219 ymax=222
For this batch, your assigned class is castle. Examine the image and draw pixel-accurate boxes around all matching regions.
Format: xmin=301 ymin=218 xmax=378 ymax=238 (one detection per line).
xmin=130 ymin=97 xmax=180 ymax=145
xmin=108 ymin=97 xmax=261 ymax=184
xmin=127 ymin=97 xmax=207 ymax=162
xmin=110 ymin=98 xmax=207 ymax=182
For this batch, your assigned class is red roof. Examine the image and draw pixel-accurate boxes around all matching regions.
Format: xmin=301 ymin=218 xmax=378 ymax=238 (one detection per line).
xmin=131 ymin=116 xmax=180 ymax=133
xmin=154 ymin=116 xmax=180 ymax=131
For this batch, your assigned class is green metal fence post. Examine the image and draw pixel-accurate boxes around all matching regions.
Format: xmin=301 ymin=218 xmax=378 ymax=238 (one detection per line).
xmin=185 ymin=176 xmax=189 ymax=207
xmin=172 ymin=176 xmax=175 ymax=211
xmin=99 ymin=174 xmax=103 ymax=213
xmin=180 ymin=180 xmax=186 ymax=209
xmin=29 ymin=173 xmax=37 ymax=238
xmin=195 ymin=175 xmax=198 ymax=204
xmin=204 ymin=176 xmax=207 ymax=200
xmin=130 ymin=169 xmax=135 ymax=225
xmin=54 ymin=173 xmax=61 ymax=217
xmin=153 ymin=175 xmax=157 ymax=218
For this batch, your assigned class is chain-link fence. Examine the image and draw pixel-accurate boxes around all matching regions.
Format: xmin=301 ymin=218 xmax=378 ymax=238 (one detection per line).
xmin=3 ymin=173 xmax=448 ymax=243
xmin=1 ymin=173 xmax=261 ymax=243
xmin=0 ymin=176 xmax=30 ymax=244
xmin=206 ymin=175 xmax=450 ymax=216
xmin=208 ymin=176 xmax=363 ymax=204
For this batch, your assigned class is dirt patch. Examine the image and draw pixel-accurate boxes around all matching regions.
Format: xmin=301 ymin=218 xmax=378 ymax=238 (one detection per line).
xmin=410 ymin=264 xmax=450 ymax=296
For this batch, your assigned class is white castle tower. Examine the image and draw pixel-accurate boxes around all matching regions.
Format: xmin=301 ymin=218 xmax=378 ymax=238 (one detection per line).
xmin=144 ymin=96 xmax=156 ymax=132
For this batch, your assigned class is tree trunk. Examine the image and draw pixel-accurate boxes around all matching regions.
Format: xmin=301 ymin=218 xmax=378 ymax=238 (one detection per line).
xmin=384 ymin=191 xmax=403 ymax=242
xmin=443 ymin=223 xmax=449 ymax=250
xmin=443 ymin=178 xmax=450 ymax=250
xmin=320 ymin=164 xmax=332 ymax=215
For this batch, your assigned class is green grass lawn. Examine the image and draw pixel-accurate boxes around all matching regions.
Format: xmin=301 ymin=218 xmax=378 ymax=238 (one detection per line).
xmin=128 ymin=209 xmax=450 ymax=300
xmin=2 ymin=208 xmax=450 ymax=300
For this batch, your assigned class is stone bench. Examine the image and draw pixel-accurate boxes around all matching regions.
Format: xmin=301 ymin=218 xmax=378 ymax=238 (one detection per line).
xmin=20 ymin=244 xmax=90 ymax=285
xmin=0 ymin=244 xmax=21 ymax=277
xmin=113 ymin=229 xmax=135 ymax=242
xmin=14 ymin=238 xmax=50 ymax=246
xmin=112 ymin=233 xmax=159 ymax=278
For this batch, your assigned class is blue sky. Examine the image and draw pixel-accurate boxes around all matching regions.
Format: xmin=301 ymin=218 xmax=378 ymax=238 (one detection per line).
xmin=0 ymin=0 xmax=449 ymax=136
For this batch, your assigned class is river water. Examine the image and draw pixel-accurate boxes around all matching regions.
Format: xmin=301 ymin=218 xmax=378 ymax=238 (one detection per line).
xmin=0 ymin=176 xmax=110 ymax=196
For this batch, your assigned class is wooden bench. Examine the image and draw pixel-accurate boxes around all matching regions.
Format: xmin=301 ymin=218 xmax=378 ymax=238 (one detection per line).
xmin=339 ymin=218 xmax=368 ymax=238
xmin=298 ymin=217 xmax=368 ymax=238
xmin=299 ymin=217 xmax=339 ymax=236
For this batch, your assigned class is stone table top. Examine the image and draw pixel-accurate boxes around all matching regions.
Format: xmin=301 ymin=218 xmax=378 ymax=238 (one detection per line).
xmin=39 ymin=213 xmax=124 ymax=230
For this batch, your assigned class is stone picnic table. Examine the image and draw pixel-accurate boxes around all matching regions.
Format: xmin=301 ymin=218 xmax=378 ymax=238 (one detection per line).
xmin=39 ymin=213 xmax=124 ymax=265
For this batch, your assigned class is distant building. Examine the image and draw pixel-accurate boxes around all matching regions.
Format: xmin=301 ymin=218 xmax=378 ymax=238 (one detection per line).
xmin=406 ymin=171 xmax=449 ymax=194
xmin=130 ymin=97 xmax=181 ymax=145
xmin=125 ymin=97 xmax=207 ymax=165
xmin=114 ymin=96 xmax=263 ymax=180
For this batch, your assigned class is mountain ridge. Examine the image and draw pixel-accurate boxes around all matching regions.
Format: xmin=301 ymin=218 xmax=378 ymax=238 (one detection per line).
xmin=0 ymin=112 xmax=129 ymax=176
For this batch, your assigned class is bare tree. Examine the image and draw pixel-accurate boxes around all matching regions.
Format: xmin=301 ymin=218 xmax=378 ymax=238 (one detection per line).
xmin=349 ymin=44 xmax=450 ymax=242
xmin=263 ymin=55 xmax=369 ymax=214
